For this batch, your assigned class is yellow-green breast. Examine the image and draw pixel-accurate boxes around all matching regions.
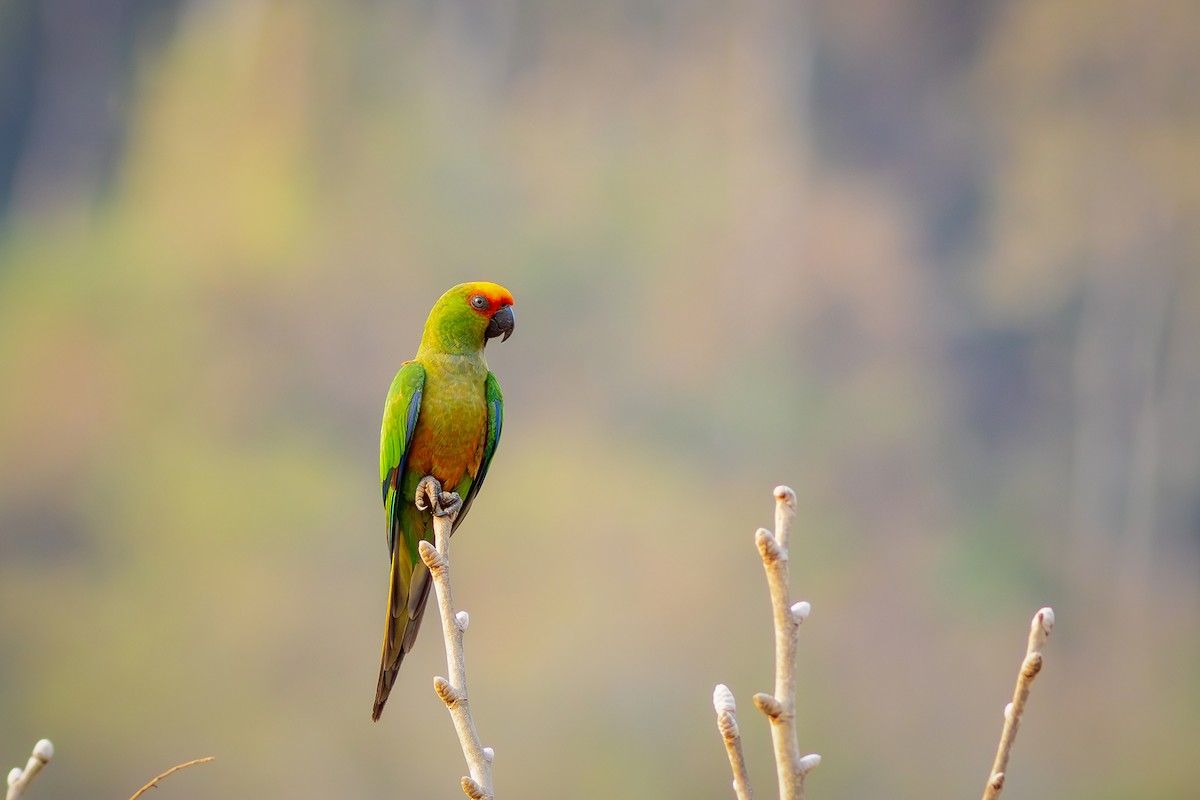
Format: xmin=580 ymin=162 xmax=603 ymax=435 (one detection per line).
xmin=405 ymin=352 xmax=488 ymax=493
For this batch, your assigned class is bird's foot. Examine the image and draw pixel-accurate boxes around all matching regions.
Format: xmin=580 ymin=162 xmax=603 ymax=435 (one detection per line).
xmin=415 ymin=476 xmax=442 ymax=513
xmin=415 ymin=475 xmax=462 ymax=519
xmin=436 ymin=491 xmax=462 ymax=519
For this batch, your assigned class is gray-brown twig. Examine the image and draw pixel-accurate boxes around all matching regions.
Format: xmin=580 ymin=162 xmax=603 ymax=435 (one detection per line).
xmin=713 ymin=684 xmax=754 ymax=800
xmin=418 ymin=488 xmax=495 ymax=800
xmin=5 ymin=740 xmax=52 ymax=800
xmin=127 ymin=756 xmax=215 ymax=800
xmin=981 ymin=607 xmax=1055 ymax=800
xmin=714 ymin=486 xmax=820 ymax=800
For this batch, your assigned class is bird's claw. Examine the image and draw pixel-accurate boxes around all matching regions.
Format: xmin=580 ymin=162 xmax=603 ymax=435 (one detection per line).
xmin=415 ymin=475 xmax=462 ymax=519
xmin=415 ymin=476 xmax=441 ymax=512
xmin=436 ymin=491 xmax=462 ymax=519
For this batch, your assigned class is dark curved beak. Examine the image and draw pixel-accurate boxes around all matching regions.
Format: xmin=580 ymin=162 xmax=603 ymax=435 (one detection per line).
xmin=485 ymin=304 xmax=514 ymax=343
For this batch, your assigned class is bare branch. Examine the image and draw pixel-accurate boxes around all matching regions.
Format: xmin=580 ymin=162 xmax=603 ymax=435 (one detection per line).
xmin=5 ymin=740 xmax=53 ymax=800
xmin=127 ymin=757 xmax=215 ymax=800
xmin=981 ymin=607 xmax=1055 ymax=800
xmin=758 ymin=487 xmax=820 ymax=800
xmin=714 ymin=486 xmax=819 ymax=800
xmin=419 ymin=488 xmax=495 ymax=800
xmin=713 ymin=684 xmax=754 ymax=800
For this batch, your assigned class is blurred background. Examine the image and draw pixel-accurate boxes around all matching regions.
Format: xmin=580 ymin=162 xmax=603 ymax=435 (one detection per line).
xmin=1 ymin=1 xmax=1197 ymax=798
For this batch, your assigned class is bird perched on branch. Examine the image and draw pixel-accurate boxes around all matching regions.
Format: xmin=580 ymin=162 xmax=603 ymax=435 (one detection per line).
xmin=372 ymin=282 xmax=515 ymax=721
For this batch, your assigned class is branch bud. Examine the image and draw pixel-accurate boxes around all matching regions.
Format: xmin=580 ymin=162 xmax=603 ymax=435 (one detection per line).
xmin=713 ymin=684 xmax=737 ymax=716
xmin=1027 ymin=606 xmax=1055 ymax=652
xmin=461 ymin=776 xmax=487 ymax=799
xmin=418 ymin=540 xmax=446 ymax=570
xmin=434 ymin=676 xmax=463 ymax=706
xmin=1021 ymin=652 xmax=1044 ymax=679
xmin=790 ymin=601 xmax=811 ymax=624
xmin=799 ymin=753 xmax=822 ymax=774
xmin=8 ymin=768 xmax=22 ymax=787
xmin=1036 ymin=607 xmax=1055 ymax=636
xmin=482 ymin=747 xmax=494 ymax=763
xmin=32 ymin=740 xmax=53 ymax=763
xmin=755 ymin=528 xmax=783 ymax=561
xmin=753 ymin=692 xmax=783 ymax=719
xmin=773 ymin=485 xmax=797 ymax=507
xmin=456 ymin=611 xmax=470 ymax=631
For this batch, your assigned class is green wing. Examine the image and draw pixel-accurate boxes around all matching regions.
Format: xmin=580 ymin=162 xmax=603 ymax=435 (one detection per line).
xmin=379 ymin=361 xmax=425 ymax=552
xmin=373 ymin=360 xmax=426 ymax=721
xmin=455 ymin=370 xmax=503 ymax=528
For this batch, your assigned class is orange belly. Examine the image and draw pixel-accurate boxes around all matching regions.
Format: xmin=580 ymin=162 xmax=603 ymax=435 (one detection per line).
xmin=405 ymin=375 xmax=487 ymax=492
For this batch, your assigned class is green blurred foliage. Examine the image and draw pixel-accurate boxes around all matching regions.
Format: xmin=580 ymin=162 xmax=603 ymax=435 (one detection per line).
xmin=1 ymin=1 xmax=1198 ymax=799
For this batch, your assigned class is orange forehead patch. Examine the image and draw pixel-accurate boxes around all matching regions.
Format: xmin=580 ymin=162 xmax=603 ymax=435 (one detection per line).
xmin=459 ymin=281 xmax=514 ymax=309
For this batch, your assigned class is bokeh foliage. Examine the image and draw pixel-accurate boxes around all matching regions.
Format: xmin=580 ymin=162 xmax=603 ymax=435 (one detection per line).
xmin=1 ymin=1 xmax=1198 ymax=798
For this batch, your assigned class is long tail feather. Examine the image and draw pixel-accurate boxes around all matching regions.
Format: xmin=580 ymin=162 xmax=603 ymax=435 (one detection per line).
xmin=372 ymin=537 xmax=436 ymax=720
xmin=373 ymin=544 xmax=410 ymax=720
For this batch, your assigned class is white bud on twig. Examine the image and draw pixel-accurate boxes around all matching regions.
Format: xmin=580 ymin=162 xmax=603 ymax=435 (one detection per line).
xmin=456 ymin=611 xmax=470 ymax=631
xmin=713 ymin=684 xmax=737 ymax=716
xmin=7 ymin=738 xmax=55 ymax=800
xmin=799 ymin=753 xmax=822 ymax=774
xmin=482 ymin=747 xmax=494 ymax=763
xmin=791 ymin=601 xmax=811 ymax=624
xmin=712 ymin=683 xmax=752 ymax=799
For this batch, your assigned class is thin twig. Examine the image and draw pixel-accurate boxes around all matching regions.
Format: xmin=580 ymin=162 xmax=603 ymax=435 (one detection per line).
xmin=5 ymin=739 xmax=53 ymax=800
xmin=127 ymin=756 xmax=215 ymax=800
xmin=419 ymin=491 xmax=495 ymax=800
xmin=713 ymin=684 xmax=754 ymax=800
xmin=981 ymin=607 xmax=1055 ymax=800
xmin=714 ymin=486 xmax=819 ymax=800
xmin=751 ymin=486 xmax=820 ymax=800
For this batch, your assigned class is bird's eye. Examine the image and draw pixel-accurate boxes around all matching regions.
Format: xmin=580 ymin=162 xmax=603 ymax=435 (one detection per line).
xmin=470 ymin=295 xmax=489 ymax=310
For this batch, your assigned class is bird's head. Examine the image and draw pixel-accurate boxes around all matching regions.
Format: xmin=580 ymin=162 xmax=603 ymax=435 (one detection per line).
xmin=419 ymin=282 xmax=515 ymax=355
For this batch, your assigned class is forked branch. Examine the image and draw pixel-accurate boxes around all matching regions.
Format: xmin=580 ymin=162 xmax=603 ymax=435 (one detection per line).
xmin=417 ymin=477 xmax=495 ymax=800
xmin=981 ymin=607 xmax=1055 ymax=800
xmin=713 ymin=486 xmax=820 ymax=800
xmin=5 ymin=740 xmax=52 ymax=800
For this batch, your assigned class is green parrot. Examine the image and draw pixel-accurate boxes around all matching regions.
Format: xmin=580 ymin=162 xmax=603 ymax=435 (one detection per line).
xmin=372 ymin=281 xmax=515 ymax=721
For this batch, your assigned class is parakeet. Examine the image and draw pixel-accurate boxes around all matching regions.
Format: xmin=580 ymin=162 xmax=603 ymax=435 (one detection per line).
xmin=372 ymin=281 xmax=515 ymax=721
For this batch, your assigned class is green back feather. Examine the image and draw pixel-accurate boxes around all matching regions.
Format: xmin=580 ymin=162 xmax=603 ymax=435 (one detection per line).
xmin=379 ymin=362 xmax=425 ymax=552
